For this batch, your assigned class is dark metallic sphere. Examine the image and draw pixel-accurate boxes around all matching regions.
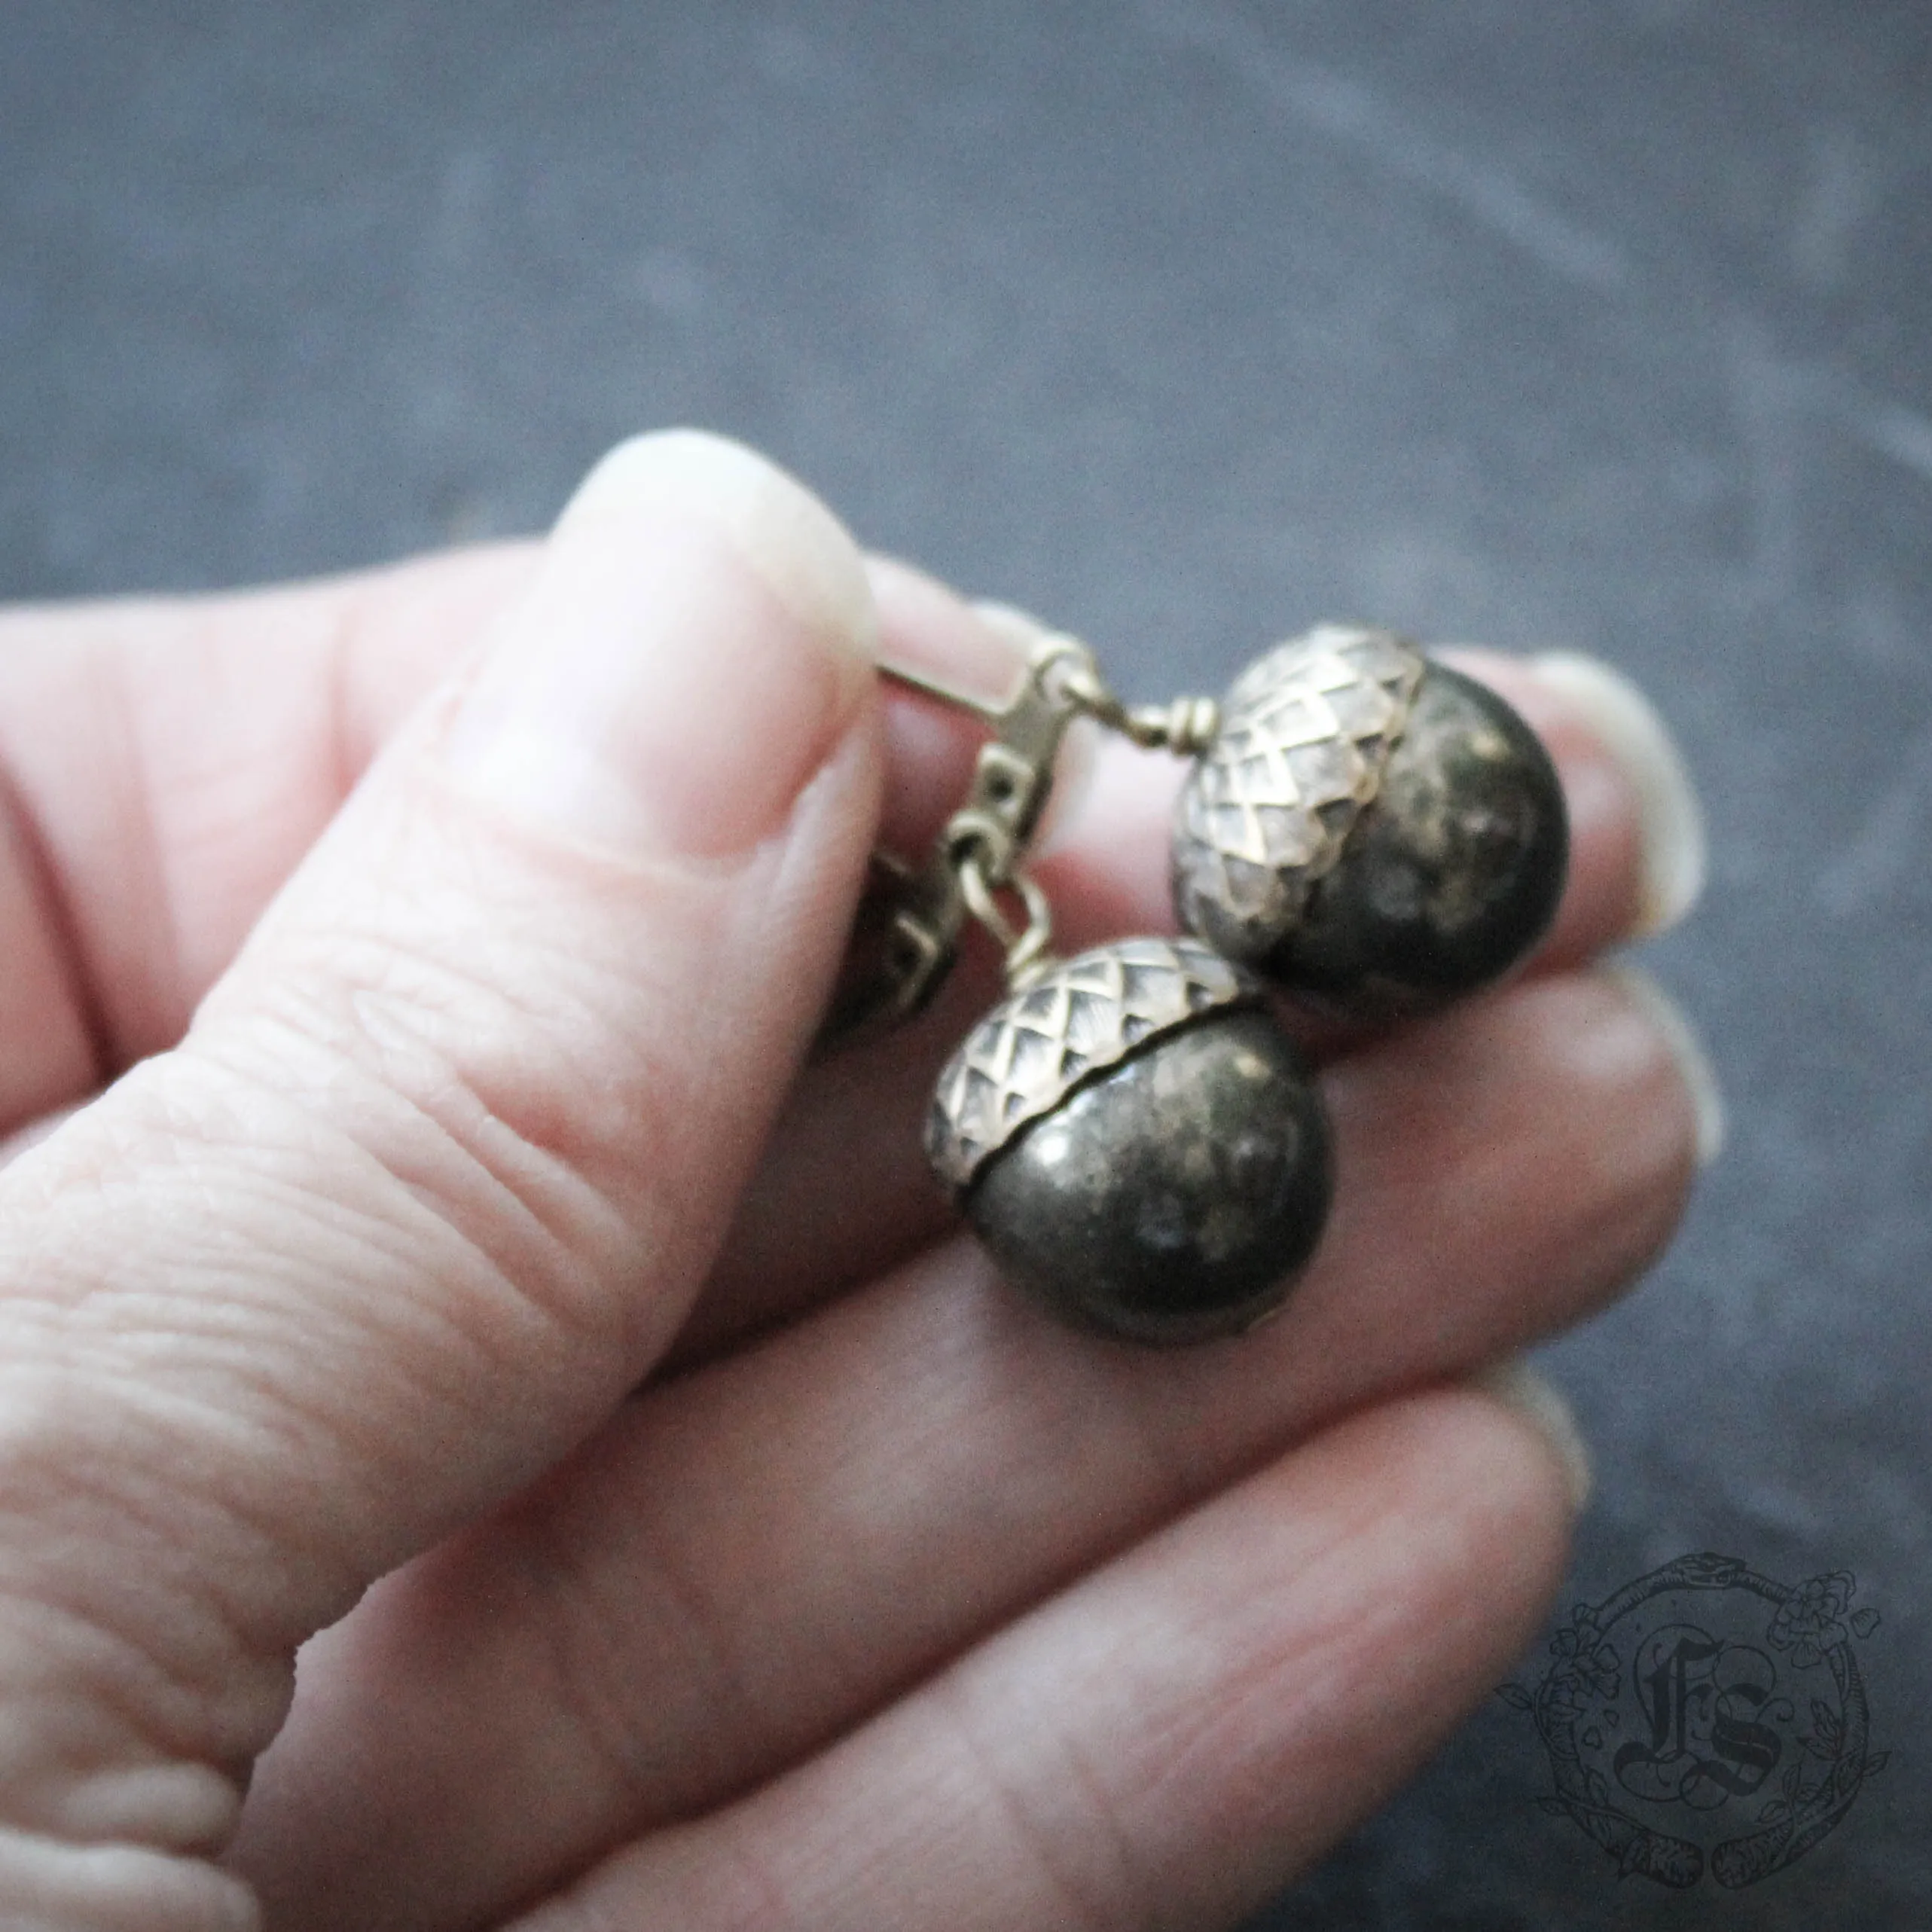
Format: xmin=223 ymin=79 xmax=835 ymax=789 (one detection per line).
xmin=924 ymin=937 xmax=1332 ymax=1345
xmin=1262 ymin=662 xmax=1567 ymax=1012
xmin=965 ymin=1007 xmax=1332 ymax=1344
xmin=1174 ymin=630 xmax=1567 ymax=1017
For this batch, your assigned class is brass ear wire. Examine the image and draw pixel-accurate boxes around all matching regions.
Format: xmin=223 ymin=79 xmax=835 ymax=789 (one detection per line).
xmin=864 ymin=632 xmax=1210 ymax=1024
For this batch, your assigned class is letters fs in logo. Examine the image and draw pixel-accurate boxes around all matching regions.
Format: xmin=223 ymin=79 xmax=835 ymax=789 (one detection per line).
xmin=1500 ymin=1552 xmax=1887 ymax=1888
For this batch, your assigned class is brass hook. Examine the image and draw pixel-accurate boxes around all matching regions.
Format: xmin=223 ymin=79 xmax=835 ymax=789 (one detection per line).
xmin=823 ymin=633 xmax=1221 ymax=1042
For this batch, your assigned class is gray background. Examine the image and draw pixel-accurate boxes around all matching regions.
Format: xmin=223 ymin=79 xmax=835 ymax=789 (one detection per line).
xmin=3 ymin=2 xmax=1927 ymax=1924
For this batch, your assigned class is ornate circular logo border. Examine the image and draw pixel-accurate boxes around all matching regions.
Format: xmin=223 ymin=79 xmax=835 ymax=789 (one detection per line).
xmin=1500 ymin=1552 xmax=1887 ymax=1888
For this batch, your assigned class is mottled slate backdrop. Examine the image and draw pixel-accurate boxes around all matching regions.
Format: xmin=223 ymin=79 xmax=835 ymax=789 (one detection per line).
xmin=3 ymin=2 xmax=1929 ymax=1924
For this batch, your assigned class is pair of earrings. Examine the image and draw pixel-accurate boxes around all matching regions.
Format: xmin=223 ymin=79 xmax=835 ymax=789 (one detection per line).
xmin=853 ymin=623 xmax=1568 ymax=1346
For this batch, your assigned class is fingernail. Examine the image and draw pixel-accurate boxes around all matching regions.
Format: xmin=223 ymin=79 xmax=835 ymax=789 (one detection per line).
xmin=1475 ymin=1358 xmax=1593 ymax=1515
xmin=969 ymin=597 xmax=1054 ymax=653
xmin=1529 ymin=652 xmax=1707 ymax=936
xmin=1601 ymin=963 xmax=1728 ymax=1167
xmin=444 ymin=431 xmax=877 ymax=857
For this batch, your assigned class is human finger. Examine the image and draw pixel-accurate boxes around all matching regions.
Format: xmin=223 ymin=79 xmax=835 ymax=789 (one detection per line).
xmin=227 ymin=964 xmax=1702 ymax=1928
xmin=0 ymin=543 xmax=536 ymax=1118
xmin=512 ymin=1384 xmax=1579 ymax=1932
xmin=0 ymin=541 xmax=1009 ymax=1138
xmin=0 ymin=432 xmax=880 ymax=1924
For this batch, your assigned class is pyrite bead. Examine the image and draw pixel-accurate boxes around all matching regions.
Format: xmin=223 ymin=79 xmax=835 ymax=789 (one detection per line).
xmin=1174 ymin=627 xmax=1567 ymax=1015
xmin=926 ymin=938 xmax=1332 ymax=1345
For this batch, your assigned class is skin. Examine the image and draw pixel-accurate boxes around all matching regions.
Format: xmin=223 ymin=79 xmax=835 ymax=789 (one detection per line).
xmin=0 ymin=432 xmax=1696 ymax=1931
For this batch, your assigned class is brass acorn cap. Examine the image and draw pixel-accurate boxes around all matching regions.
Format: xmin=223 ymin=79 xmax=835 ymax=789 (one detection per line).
xmin=923 ymin=935 xmax=1259 ymax=1196
xmin=1173 ymin=625 xmax=1424 ymax=966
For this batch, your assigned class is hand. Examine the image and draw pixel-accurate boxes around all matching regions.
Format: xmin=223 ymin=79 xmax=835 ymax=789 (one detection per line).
xmin=0 ymin=432 xmax=1708 ymax=1930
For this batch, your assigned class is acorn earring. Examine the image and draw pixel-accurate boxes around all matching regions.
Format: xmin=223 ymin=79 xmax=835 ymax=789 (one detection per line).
xmin=1172 ymin=626 xmax=1568 ymax=1015
xmin=857 ymin=622 xmax=1566 ymax=1347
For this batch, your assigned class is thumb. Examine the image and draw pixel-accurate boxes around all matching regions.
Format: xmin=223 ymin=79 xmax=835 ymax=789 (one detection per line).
xmin=0 ymin=434 xmax=880 ymax=1896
